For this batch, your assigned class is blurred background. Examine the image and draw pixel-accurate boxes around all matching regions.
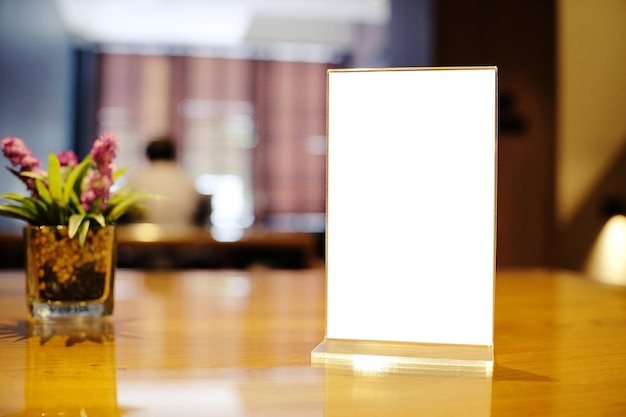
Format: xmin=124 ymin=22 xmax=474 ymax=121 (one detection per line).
xmin=0 ymin=0 xmax=625 ymax=274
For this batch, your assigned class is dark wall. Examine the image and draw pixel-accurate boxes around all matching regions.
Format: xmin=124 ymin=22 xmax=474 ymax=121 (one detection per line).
xmin=389 ymin=0 xmax=435 ymax=67
xmin=388 ymin=0 xmax=556 ymax=267
xmin=0 ymin=0 xmax=74 ymax=231
xmin=435 ymin=0 xmax=556 ymax=267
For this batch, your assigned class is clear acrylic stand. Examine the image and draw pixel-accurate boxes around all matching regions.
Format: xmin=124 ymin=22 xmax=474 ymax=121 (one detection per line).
xmin=312 ymin=339 xmax=493 ymax=376
xmin=314 ymin=67 xmax=498 ymax=377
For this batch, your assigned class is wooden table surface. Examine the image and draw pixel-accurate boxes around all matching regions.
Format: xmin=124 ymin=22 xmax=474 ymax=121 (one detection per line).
xmin=0 ymin=268 xmax=625 ymax=416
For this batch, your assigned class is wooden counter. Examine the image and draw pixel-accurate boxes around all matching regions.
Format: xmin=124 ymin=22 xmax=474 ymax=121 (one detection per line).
xmin=0 ymin=268 xmax=625 ymax=415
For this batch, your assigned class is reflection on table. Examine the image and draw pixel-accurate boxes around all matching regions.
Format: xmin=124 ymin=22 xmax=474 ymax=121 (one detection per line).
xmin=0 ymin=268 xmax=625 ymax=416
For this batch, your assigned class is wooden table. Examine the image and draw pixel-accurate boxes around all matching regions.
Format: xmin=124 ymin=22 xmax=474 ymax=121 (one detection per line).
xmin=0 ymin=268 xmax=625 ymax=416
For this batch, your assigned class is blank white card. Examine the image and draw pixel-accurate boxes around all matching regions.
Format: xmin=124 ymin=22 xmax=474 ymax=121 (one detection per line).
xmin=326 ymin=67 xmax=497 ymax=346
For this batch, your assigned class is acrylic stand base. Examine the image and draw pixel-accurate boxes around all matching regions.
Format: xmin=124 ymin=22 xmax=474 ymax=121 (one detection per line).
xmin=312 ymin=339 xmax=493 ymax=376
xmin=27 ymin=316 xmax=115 ymax=342
xmin=29 ymin=299 xmax=110 ymax=320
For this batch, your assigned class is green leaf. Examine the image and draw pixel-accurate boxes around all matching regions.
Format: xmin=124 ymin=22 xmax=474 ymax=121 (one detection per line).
xmin=0 ymin=204 xmax=38 ymax=223
xmin=113 ymin=166 xmax=128 ymax=182
xmin=107 ymin=189 xmax=162 ymax=207
xmin=63 ymin=155 xmax=92 ymax=204
xmin=35 ymin=178 xmax=52 ymax=205
xmin=88 ymin=212 xmax=106 ymax=228
xmin=68 ymin=213 xmax=85 ymax=238
xmin=18 ymin=171 xmax=47 ymax=180
xmin=78 ymin=220 xmax=90 ymax=247
xmin=29 ymin=197 xmax=51 ymax=220
xmin=106 ymin=192 xmax=156 ymax=222
xmin=5 ymin=167 xmax=23 ymax=181
xmin=0 ymin=192 xmax=27 ymax=203
xmin=69 ymin=213 xmax=94 ymax=247
xmin=18 ymin=198 xmax=40 ymax=216
xmin=6 ymin=167 xmax=44 ymax=187
xmin=69 ymin=192 xmax=86 ymax=215
xmin=47 ymin=201 xmax=61 ymax=225
xmin=47 ymin=153 xmax=64 ymax=205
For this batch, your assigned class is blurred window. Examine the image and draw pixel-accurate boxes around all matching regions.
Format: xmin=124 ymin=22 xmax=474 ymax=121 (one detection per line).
xmin=97 ymin=53 xmax=329 ymax=231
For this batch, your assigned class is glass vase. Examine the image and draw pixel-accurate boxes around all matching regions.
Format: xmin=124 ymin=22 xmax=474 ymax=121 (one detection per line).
xmin=25 ymin=225 xmax=116 ymax=320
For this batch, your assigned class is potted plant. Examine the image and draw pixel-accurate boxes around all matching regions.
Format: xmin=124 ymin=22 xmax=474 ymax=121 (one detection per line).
xmin=0 ymin=133 xmax=152 ymax=320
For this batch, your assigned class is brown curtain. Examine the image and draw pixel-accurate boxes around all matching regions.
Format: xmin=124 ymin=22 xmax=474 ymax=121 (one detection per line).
xmin=97 ymin=53 xmax=329 ymax=228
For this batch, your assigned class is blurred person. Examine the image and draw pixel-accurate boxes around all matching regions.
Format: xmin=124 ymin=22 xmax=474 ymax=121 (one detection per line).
xmin=127 ymin=136 xmax=208 ymax=226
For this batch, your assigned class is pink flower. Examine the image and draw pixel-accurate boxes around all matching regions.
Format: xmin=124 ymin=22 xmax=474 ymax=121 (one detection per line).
xmin=23 ymin=177 xmax=38 ymax=196
xmin=57 ymin=150 xmax=78 ymax=167
xmin=20 ymin=155 xmax=41 ymax=170
xmin=1 ymin=136 xmax=41 ymax=169
xmin=90 ymin=133 xmax=118 ymax=168
xmin=1 ymin=133 xmax=142 ymax=230
xmin=80 ymin=167 xmax=113 ymax=211
xmin=80 ymin=188 xmax=97 ymax=211
xmin=79 ymin=133 xmax=119 ymax=211
xmin=2 ymin=137 xmax=43 ymax=195
xmin=99 ymin=173 xmax=113 ymax=192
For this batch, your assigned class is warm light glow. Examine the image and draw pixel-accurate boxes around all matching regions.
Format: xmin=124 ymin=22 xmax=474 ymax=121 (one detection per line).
xmin=55 ymin=0 xmax=251 ymax=46
xmin=54 ymin=0 xmax=390 ymax=48
xmin=351 ymin=355 xmax=394 ymax=374
xmin=127 ymin=223 xmax=163 ymax=242
xmin=195 ymin=174 xmax=254 ymax=232
xmin=585 ymin=214 xmax=626 ymax=286
xmin=117 ymin=381 xmax=245 ymax=415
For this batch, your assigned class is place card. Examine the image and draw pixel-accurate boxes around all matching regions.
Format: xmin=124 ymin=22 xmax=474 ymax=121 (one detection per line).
xmin=312 ymin=67 xmax=497 ymax=374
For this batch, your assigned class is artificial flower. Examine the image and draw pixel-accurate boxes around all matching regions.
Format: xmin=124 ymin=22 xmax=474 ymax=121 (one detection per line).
xmin=0 ymin=133 xmax=155 ymax=246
